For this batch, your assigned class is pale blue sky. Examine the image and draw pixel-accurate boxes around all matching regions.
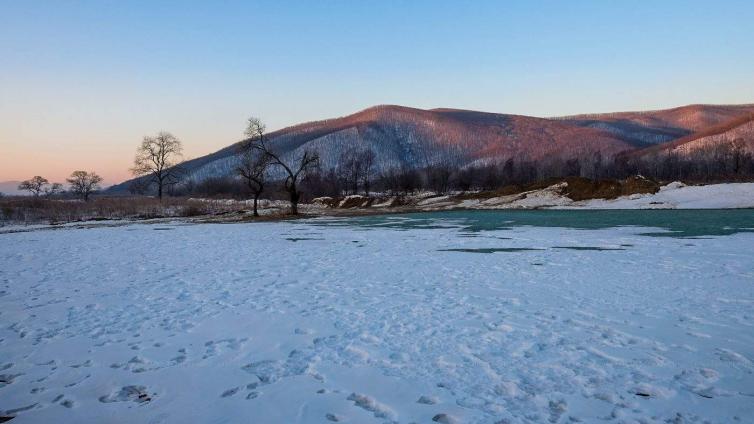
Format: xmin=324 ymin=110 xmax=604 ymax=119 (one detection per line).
xmin=2 ymin=0 xmax=753 ymax=183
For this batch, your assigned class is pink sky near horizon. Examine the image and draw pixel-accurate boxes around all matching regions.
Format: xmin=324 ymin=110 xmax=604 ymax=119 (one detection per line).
xmin=1 ymin=130 xmax=230 ymax=187
xmin=4 ymin=97 xmax=754 ymax=187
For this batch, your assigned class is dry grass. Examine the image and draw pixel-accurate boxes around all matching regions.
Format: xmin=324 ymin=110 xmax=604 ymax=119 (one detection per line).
xmin=0 ymin=197 xmax=253 ymax=224
xmin=556 ymin=176 xmax=659 ymax=201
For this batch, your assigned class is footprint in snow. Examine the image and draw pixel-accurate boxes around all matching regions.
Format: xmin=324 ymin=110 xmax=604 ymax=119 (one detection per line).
xmin=203 ymin=338 xmax=248 ymax=359
xmin=346 ymin=393 xmax=395 ymax=421
xmin=548 ymin=399 xmax=567 ymax=423
xmin=432 ymin=413 xmax=459 ymax=424
xmin=70 ymin=360 xmax=92 ymax=369
xmin=417 ymin=395 xmax=438 ymax=405
xmin=2 ymin=403 xmax=38 ymax=416
xmin=715 ymin=348 xmax=753 ymax=369
xmin=170 ymin=354 xmax=186 ymax=365
xmin=0 ymin=373 xmax=25 ymax=388
xmin=99 ymin=385 xmax=154 ymax=404
xmin=220 ymin=387 xmax=239 ymax=398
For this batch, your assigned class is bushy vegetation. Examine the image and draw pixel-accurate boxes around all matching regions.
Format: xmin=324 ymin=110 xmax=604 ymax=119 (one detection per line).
xmin=0 ymin=197 xmax=239 ymax=224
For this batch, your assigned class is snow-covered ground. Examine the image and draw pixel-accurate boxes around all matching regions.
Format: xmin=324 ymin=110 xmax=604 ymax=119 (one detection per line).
xmin=451 ymin=182 xmax=754 ymax=210
xmin=1 ymin=214 xmax=753 ymax=423
xmin=571 ymin=182 xmax=754 ymax=209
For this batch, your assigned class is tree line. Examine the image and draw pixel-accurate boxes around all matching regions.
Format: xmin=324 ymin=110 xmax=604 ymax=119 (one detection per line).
xmin=19 ymin=116 xmax=749 ymax=214
xmin=127 ymin=117 xmax=321 ymax=215
xmin=16 ymin=171 xmax=103 ymax=201
xmin=293 ymin=141 xmax=753 ymax=198
xmin=129 ymin=117 xmax=754 ymax=213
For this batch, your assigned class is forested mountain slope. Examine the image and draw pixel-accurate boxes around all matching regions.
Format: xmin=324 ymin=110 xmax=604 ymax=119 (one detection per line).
xmin=109 ymin=103 xmax=754 ymax=191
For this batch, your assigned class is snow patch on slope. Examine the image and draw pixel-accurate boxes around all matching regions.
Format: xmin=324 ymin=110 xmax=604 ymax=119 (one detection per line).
xmin=571 ymin=182 xmax=754 ymax=209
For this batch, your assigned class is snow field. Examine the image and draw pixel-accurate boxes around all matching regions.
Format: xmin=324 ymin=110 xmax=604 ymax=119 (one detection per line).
xmin=1 ymin=217 xmax=753 ymax=423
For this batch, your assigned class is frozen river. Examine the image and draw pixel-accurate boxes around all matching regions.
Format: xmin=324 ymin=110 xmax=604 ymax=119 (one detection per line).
xmin=1 ymin=210 xmax=753 ymax=423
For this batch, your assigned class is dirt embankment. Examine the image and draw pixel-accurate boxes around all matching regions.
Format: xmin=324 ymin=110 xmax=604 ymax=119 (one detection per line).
xmin=301 ymin=176 xmax=667 ymax=214
xmin=455 ymin=176 xmax=660 ymax=203
xmin=559 ymin=176 xmax=660 ymax=201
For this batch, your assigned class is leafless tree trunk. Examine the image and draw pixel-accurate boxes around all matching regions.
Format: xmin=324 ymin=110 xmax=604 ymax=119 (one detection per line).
xmin=131 ymin=132 xmax=183 ymax=200
xmin=237 ymin=138 xmax=270 ymax=217
xmin=337 ymin=147 xmax=375 ymax=196
xmin=245 ymin=117 xmax=319 ymax=215
xmin=359 ymin=149 xmax=375 ymax=196
xmin=427 ymin=162 xmax=452 ymax=194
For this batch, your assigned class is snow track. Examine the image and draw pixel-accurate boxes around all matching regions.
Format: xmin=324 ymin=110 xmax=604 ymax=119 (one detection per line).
xmin=1 ymin=217 xmax=753 ymax=423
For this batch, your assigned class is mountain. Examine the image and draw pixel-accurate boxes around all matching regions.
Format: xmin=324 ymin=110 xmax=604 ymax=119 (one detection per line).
xmin=631 ymin=112 xmax=754 ymax=158
xmin=558 ymin=104 xmax=754 ymax=146
xmin=109 ymin=103 xmax=754 ymax=191
xmin=0 ymin=181 xmax=24 ymax=196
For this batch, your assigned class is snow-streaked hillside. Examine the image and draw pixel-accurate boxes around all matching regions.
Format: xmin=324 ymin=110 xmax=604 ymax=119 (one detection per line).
xmin=670 ymin=118 xmax=754 ymax=155
xmin=108 ymin=103 xmax=754 ymax=192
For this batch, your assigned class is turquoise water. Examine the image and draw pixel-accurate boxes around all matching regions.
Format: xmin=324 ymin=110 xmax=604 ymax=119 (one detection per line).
xmin=311 ymin=209 xmax=754 ymax=238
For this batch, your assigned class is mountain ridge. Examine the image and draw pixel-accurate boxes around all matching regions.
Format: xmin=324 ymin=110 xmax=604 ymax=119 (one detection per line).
xmin=109 ymin=103 xmax=754 ymax=192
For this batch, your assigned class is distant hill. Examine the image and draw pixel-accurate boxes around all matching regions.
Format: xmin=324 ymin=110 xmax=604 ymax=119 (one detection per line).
xmin=630 ymin=112 xmax=754 ymax=158
xmin=0 ymin=181 xmax=24 ymax=196
xmin=559 ymin=104 xmax=754 ymax=149
xmin=109 ymin=103 xmax=754 ymax=192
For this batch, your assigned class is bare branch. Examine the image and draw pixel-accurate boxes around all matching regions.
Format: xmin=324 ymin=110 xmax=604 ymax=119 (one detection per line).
xmin=243 ymin=116 xmax=319 ymax=214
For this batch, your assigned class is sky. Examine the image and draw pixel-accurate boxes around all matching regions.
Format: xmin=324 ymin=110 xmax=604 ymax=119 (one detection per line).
xmin=2 ymin=0 xmax=754 ymax=185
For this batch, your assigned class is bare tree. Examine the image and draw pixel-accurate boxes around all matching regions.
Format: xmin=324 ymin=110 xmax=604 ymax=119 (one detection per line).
xmin=44 ymin=182 xmax=64 ymax=198
xmin=18 ymin=176 xmax=49 ymax=196
xmin=337 ymin=148 xmax=360 ymax=195
xmin=303 ymin=166 xmax=342 ymax=197
xmin=66 ymin=171 xmax=103 ymax=201
xmin=359 ymin=149 xmax=375 ymax=196
xmin=399 ymin=167 xmax=421 ymax=194
xmin=427 ymin=162 xmax=452 ymax=194
xmin=245 ymin=117 xmax=319 ymax=215
xmin=131 ymin=132 xmax=183 ymax=200
xmin=237 ymin=137 xmax=271 ymax=217
xmin=337 ymin=147 xmax=376 ymax=196
xmin=453 ymin=167 xmax=476 ymax=192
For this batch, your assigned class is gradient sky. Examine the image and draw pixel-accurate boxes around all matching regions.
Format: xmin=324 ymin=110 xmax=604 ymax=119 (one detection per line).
xmin=2 ymin=0 xmax=754 ymax=185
